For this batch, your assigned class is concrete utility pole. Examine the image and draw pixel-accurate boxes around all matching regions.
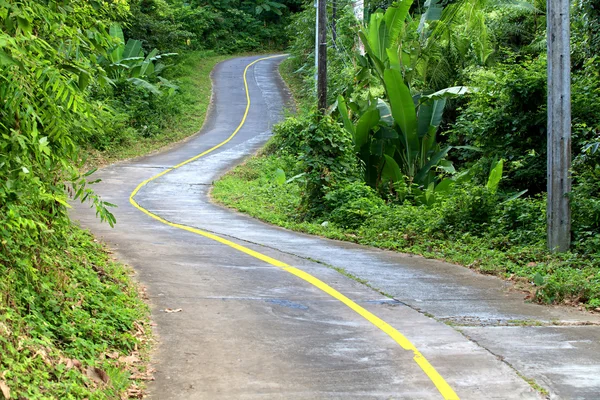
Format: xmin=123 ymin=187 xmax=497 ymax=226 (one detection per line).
xmin=314 ymin=0 xmax=319 ymax=90
xmin=546 ymin=0 xmax=572 ymax=252
xmin=354 ymin=0 xmax=365 ymax=54
xmin=317 ymin=0 xmax=327 ymax=111
xmin=332 ymin=0 xmax=337 ymax=44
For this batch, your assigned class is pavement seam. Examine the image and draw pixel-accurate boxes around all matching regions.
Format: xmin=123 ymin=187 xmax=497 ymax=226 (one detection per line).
xmin=456 ymin=330 xmax=550 ymax=399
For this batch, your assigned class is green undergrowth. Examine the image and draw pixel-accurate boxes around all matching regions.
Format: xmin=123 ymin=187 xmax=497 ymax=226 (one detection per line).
xmin=85 ymin=51 xmax=236 ymax=167
xmin=0 ymin=217 xmax=150 ymax=399
xmin=212 ymin=149 xmax=600 ymax=309
xmin=278 ymin=57 xmax=311 ymax=111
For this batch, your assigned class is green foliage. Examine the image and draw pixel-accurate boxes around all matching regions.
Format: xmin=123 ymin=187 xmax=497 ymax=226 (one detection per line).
xmin=213 ymin=0 xmax=600 ymax=309
xmin=270 ymin=115 xmax=309 ymax=154
xmin=336 ymin=3 xmax=471 ymax=201
xmin=101 ymin=24 xmax=178 ymax=95
xmin=0 ymin=0 xmax=129 ymax=235
xmin=253 ymin=0 xmax=287 ymax=16
xmin=0 ymin=219 xmax=149 ymax=398
xmin=448 ymin=56 xmax=548 ymax=192
xmin=571 ymin=142 xmax=600 ymax=256
xmin=450 ymin=53 xmax=600 ymax=195
xmin=324 ymin=182 xmax=385 ymax=228
xmin=126 ymin=0 xmax=296 ymax=54
xmin=0 ymin=0 xmax=162 ymax=396
xmin=295 ymin=112 xmax=358 ymax=215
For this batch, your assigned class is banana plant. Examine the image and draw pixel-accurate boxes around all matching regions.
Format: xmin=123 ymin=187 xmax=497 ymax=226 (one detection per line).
xmin=337 ymin=1 xmax=476 ymax=205
xmin=337 ymin=79 xmax=466 ymax=190
xmin=99 ymin=25 xmax=178 ymax=95
xmin=357 ymin=0 xmax=413 ymax=84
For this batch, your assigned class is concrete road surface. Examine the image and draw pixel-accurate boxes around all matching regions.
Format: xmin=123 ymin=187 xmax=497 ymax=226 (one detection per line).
xmin=72 ymin=55 xmax=600 ymax=399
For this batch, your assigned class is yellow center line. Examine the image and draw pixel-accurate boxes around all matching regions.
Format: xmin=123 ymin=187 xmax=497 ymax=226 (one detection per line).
xmin=129 ymin=55 xmax=460 ymax=400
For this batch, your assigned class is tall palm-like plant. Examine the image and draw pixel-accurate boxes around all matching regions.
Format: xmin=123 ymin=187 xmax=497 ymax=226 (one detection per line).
xmin=338 ymin=2 xmax=469 ymax=204
xmin=99 ymin=25 xmax=178 ymax=95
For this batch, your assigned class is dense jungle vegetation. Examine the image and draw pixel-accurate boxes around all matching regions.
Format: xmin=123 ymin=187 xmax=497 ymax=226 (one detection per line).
xmin=0 ymin=0 xmax=297 ymax=397
xmin=214 ymin=0 xmax=600 ymax=309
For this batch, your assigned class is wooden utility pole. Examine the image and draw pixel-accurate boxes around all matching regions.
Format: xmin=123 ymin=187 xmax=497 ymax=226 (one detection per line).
xmin=547 ymin=0 xmax=571 ymax=252
xmin=317 ymin=0 xmax=327 ymax=111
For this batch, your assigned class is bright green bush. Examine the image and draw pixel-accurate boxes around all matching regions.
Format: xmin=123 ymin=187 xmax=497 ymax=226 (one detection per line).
xmin=324 ymin=182 xmax=385 ymax=228
xmin=269 ymin=115 xmax=309 ymax=154
xmin=571 ymin=143 xmax=600 ymax=256
xmin=448 ymin=56 xmax=548 ymax=193
xmin=296 ymin=113 xmax=358 ymax=215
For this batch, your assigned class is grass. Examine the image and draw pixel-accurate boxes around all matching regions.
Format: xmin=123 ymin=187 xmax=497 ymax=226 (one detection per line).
xmin=0 ymin=223 xmax=152 ymax=399
xmin=85 ymin=51 xmax=235 ymax=167
xmin=211 ymin=151 xmax=600 ymax=309
xmin=278 ymin=57 xmax=312 ymax=111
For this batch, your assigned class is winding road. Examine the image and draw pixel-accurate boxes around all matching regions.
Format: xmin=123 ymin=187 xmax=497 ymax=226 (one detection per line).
xmin=73 ymin=55 xmax=600 ymax=399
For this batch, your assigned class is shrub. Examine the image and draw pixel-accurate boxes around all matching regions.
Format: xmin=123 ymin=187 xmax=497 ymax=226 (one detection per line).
xmin=298 ymin=113 xmax=358 ymax=216
xmin=325 ymin=182 xmax=385 ymax=228
xmin=270 ymin=115 xmax=309 ymax=155
xmin=436 ymin=184 xmax=501 ymax=236
xmin=491 ymin=196 xmax=547 ymax=246
xmin=448 ymin=56 xmax=548 ymax=193
xmin=571 ymin=143 xmax=600 ymax=256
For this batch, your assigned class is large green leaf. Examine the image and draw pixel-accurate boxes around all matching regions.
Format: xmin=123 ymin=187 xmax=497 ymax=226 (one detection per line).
xmin=337 ymin=96 xmax=355 ymax=135
xmin=417 ymin=101 xmax=433 ymax=139
xmin=139 ymin=49 xmax=158 ymax=77
xmin=358 ymin=31 xmax=385 ymax=81
xmin=418 ymin=0 xmax=444 ymax=34
xmin=387 ymin=47 xmax=402 ymax=71
xmin=273 ymin=168 xmax=286 ymax=185
xmin=424 ymin=86 xmax=469 ymax=100
xmin=376 ymin=99 xmax=393 ymax=126
xmin=430 ymin=98 xmax=446 ymax=128
xmin=367 ymin=12 xmax=386 ymax=62
xmin=382 ymin=155 xmax=403 ymax=183
xmin=127 ymin=78 xmax=161 ymax=95
xmin=109 ymin=24 xmax=125 ymax=43
xmin=435 ymin=178 xmax=454 ymax=194
xmin=486 ymin=159 xmax=503 ymax=193
xmin=123 ymin=39 xmax=143 ymax=60
xmin=414 ymin=146 xmax=451 ymax=184
xmin=384 ymin=0 xmax=412 ymax=44
xmin=383 ymin=69 xmax=417 ymax=154
xmin=354 ymin=109 xmax=380 ymax=152
xmin=0 ymin=49 xmax=23 ymax=69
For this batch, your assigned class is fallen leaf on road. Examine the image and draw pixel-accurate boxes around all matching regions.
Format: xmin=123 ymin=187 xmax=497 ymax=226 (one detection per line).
xmin=121 ymin=383 xmax=144 ymax=399
xmin=105 ymin=351 xmax=119 ymax=359
xmin=129 ymin=367 xmax=156 ymax=381
xmin=86 ymin=367 xmax=110 ymax=384
xmin=163 ymin=308 xmax=182 ymax=313
xmin=119 ymin=355 xmax=140 ymax=365
xmin=0 ymin=380 xmax=10 ymax=399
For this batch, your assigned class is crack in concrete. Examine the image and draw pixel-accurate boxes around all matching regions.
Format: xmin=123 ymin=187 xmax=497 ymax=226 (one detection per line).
xmin=458 ymin=331 xmax=550 ymax=399
xmin=441 ymin=317 xmax=600 ymax=327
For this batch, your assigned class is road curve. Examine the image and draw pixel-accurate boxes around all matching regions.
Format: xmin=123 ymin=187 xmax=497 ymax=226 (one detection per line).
xmin=73 ymin=55 xmax=541 ymax=399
